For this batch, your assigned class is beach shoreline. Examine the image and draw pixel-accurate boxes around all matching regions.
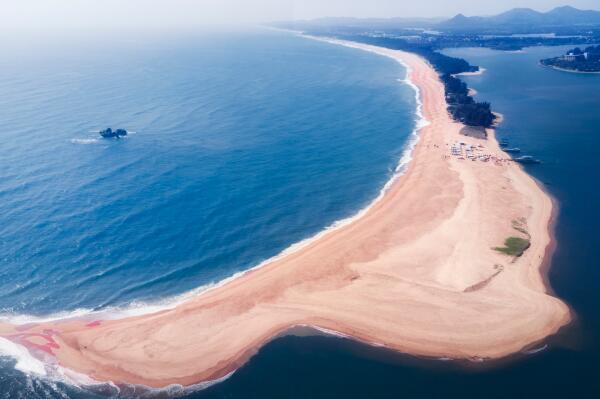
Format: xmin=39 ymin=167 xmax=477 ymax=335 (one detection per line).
xmin=539 ymin=62 xmax=600 ymax=74
xmin=455 ymin=67 xmax=487 ymax=76
xmin=0 ymin=38 xmax=571 ymax=390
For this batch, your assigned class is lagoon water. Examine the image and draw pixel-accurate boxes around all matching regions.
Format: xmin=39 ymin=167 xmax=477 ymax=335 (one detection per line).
xmin=1 ymin=34 xmax=599 ymax=398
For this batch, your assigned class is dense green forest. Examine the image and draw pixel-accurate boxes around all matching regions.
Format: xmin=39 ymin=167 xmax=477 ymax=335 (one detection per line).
xmin=441 ymin=74 xmax=496 ymax=127
xmin=541 ymin=45 xmax=600 ymax=72
xmin=321 ymin=34 xmax=497 ymax=128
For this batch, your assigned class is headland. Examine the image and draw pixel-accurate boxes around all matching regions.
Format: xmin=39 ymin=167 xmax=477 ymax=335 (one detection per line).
xmin=540 ymin=45 xmax=600 ymax=73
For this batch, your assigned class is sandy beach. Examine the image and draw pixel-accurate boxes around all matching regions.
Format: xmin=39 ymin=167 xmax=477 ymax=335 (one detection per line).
xmin=0 ymin=39 xmax=571 ymax=388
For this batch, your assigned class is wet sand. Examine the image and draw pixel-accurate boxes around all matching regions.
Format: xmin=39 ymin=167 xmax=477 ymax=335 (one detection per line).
xmin=0 ymin=40 xmax=571 ymax=388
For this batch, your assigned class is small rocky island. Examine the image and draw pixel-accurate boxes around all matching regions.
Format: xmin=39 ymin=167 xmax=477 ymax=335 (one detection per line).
xmin=541 ymin=45 xmax=600 ymax=73
xmin=99 ymin=128 xmax=128 ymax=138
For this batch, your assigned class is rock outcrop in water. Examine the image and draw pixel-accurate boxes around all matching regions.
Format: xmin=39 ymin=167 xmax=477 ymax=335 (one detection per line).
xmin=99 ymin=128 xmax=128 ymax=138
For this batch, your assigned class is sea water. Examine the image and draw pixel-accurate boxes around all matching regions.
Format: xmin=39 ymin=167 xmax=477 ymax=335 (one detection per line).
xmin=0 ymin=30 xmax=418 ymax=397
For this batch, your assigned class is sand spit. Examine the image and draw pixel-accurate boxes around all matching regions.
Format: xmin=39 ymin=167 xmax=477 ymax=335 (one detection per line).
xmin=0 ymin=39 xmax=570 ymax=389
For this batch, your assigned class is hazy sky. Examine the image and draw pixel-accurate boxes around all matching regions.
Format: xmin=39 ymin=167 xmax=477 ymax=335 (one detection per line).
xmin=3 ymin=0 xmax=600 ymax=32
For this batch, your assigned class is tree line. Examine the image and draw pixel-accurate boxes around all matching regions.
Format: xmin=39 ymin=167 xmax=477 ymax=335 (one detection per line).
xmin=441 ymin=74 xmax=495 ymax=127
xmin=321 ymin=34 xmax=497 ymax=128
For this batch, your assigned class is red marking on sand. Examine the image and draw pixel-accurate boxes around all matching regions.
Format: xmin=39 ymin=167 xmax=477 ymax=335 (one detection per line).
xmin=7 ymin=330 xmax=60 ymax=356
xmin=85 ymin=320 xmax=102 ymax=327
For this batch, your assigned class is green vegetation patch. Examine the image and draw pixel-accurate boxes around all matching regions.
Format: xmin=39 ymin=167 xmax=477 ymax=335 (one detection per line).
xmin=494 ymin=236 xmax=531 ymax=257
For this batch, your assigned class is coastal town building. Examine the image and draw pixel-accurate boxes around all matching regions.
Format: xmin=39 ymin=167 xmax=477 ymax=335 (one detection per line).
xmin=563 ymin=52 xmax=585 ymax=62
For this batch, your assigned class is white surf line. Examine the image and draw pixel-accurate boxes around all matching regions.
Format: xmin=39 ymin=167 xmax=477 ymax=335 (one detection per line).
xmin=1 ymin=35 xmax=429 ymax=331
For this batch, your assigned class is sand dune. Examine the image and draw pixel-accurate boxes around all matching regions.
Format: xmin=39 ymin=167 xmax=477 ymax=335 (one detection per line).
xmin=0 ymin=40 xmax=570 ymax=388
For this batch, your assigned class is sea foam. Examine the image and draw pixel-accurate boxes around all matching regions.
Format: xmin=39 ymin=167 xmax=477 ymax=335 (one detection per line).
xmin=0 ymin=337 xmax=47 ymax=376
xmin=70 ymin=138 xmax=100 ymax=145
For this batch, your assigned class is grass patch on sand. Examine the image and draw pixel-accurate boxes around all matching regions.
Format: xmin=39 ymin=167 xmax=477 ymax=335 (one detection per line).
xmin=494 ymin=237 xmax=531 ymax=257
xmin=511 ymin=218 xmax=530 ymax=237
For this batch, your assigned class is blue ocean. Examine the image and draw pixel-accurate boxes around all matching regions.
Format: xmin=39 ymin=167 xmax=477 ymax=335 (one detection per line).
xmin=0 ymin=30 xmax=418 ymax=397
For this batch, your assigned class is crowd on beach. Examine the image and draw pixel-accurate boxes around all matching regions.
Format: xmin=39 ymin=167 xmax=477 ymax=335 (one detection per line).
xmin=445 ymin=141 xmax=512 ymax=166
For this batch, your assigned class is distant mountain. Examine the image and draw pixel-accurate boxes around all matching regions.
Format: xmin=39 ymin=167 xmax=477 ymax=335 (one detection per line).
xmin=438 ymin=6 xmax=600 ymax=31
xmin=269 ymin=16 xmax=444 ymax=31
